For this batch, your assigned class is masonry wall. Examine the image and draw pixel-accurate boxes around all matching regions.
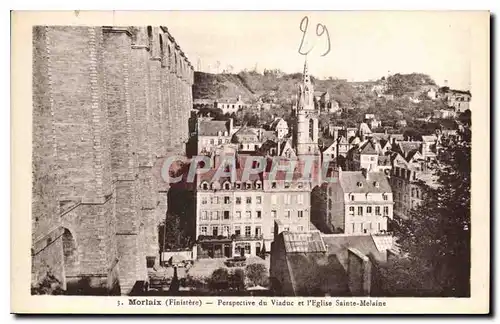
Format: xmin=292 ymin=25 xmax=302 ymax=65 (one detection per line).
xmin=32 ymin=25 xmax=194 ymax=295
xmin=347 ymin=248 xmax=372 ymax=296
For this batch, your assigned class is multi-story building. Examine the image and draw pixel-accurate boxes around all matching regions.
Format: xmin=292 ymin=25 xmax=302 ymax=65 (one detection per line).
xmin=32 ymin=26 xmax=194 ymax=295
xmin=215 ymin=95 xmax=247 ymax=115
xmin=195 ymin=118 xmax=233 ymax=155
xmin=321 ymin=168 xmax=394 ymax=235
xmin=193 ymin=155 xmax=312 ymax=258
xmin=389 ymin=165 xmax=438 ymax=220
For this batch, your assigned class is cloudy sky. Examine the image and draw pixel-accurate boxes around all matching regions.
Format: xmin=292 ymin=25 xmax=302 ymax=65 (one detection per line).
xmin=159 ymin=11 xmax=477 ymax=90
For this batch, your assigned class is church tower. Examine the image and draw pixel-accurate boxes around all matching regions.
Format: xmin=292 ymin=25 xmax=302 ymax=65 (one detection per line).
xmin=294 ymin=58 xmax=319 ymax=156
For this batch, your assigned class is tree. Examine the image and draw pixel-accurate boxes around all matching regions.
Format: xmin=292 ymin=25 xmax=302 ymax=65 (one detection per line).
xmin=381 ymin=140 xmax=471 ymax=297
xmin=245 ymin=263 xmax=269 ymax=287
xmin=209 ymin=268 xmax=230 ymax=291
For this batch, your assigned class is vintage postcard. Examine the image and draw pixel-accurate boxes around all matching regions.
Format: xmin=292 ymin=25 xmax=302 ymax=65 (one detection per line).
xmin=11 ymin=10 xmax=490 ymax=314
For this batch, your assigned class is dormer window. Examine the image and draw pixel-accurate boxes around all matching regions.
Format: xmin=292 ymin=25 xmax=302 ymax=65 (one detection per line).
xmin=255 ymin=181 xmax=262 ymax=189
xmin=246 ymin=182 xmax=252 ymax=190
xmin=297 ymin=182 xmax=304 ymax=189
xmin=357 ymin=182 xmax=363 ymax=188
xmin=373 ymin=181 xmax=380 ymax=188
xmin=284 ymin=182 xmax=291 ymax=189
xmin=223 ymin=182 xmax=231 ymax=190
xmin=271 ymin=182 xmax=277 ymax=189
xmin=201 ymin=182 xmax=209 ymax=190
xmin=350 ymin=194 xmax=355 ymax=201
xmin=235 ymin=182 xmax=241 ymax=189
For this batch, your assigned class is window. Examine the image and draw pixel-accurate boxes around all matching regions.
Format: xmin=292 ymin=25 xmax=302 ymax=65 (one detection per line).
xmin=235 ymin=197 xmax=241 ymax=205
xmin=212 ymin=197 xmax=219 ymax=204
xmin=201 ymin=211 xmax=208 ymax=220
xmin=284 ymin=182 xmax=291 ymax=189
xmin=200 ymin=226 xmax=207 ymax=235
xmin=328 ymin=199 xmax=332 ymax=210
xmin=271 ymin=210 xmax=277 ymax=218
xmin=285 ymin=195 xmax=291 ymax=205
xmin=256 ymin=211 xmax=262 ymax=219
xmin=271 ymin=194 xmax=277 ymax=204
xmin=416 ymin=190 xmax=420 ymax=199
xmin=284 ymin=226 xmax=290 ymax=232
xmin=246 ymin=197 xmax=252 ymax=204
xmin=366 ymin=206 xmax=372 ymax=214
xmin=383 ymin=194 xmax=388 ymax=201
xmin=212 ymin=226 xmax=219 ymax=236
xmin=235 ymin=211 xmax=241 ymax=219
xmin=223 ymin=211 xmax=230 ymax=220
xmin=384 ymin=206 xmax=389 ymax=216
xmin=271 ymin=182 xmax=277 ymax=189
xmin=297 ymin=225 xmax=304 ymax=232
xmin=244 ymin=243 xmax=251 ymax=255
xmin=255 ymin=226 xmax=262 ymax=237
xmin=286 ymin=210 xmax=291 ymax=218
xmin=411 ymin=188 xmax=415 ymax=198
xmin=357 ymin=206 xmax=363 ymax=216
xmin=246 ymin=211 xmax=251 ymax=219
xmin=350 ymin=194 xmax=355 ymax=201
xmin=297 ymin=195 xmax=304 ymax=204
xmin=235 ymin=182 xmax=241 ymax=189
xmin=357 ymin=182 xmax=363 ymax=188
xmin=201 ymin=196 xmax=208 ymax=204
xmin=245 ymin=226 xmax=251 ymax=237
xmin=298 ymin=182 xmax=304 ymax=189
xmin=218 ymin=139 xmax=222 ymax=145
xmin=348 ymin=207 xmax=354 ymax=216
xmin=211 ymin=211 xmax=219 ymax=220
xmin=255 ymin=181 xmax=262 ymax=189
xmin=246 ymin=182 xmax=252 ymax=189
xmin=375 ymin=206 xmax=381 ymax=216
xmin=298 ymin=210 xmax=303 ymax=218
xmin=224 ymin=196 xmax=230 ymax=204
xmin=224 ymin=182 xmax=231 ymax=190
xmin=222 ymin=225 xmax=230 ymax=236
xmin=256 ymin=196 xmax=262 ymax=204
xmin=234 ymin=226 xmax=241 ymax=236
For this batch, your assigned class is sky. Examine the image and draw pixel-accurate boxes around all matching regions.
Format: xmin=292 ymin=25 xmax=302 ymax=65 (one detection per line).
xmin=160 ymin=11 xmax=475 ymax=90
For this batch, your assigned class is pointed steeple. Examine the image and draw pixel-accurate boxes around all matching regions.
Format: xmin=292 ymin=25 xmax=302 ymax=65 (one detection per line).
xmin=303 ymin=55 xmax=311 ymax=85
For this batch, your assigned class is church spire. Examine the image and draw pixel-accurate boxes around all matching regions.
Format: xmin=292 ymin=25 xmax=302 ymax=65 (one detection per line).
xmin=303 ymin=55 xmax=310 ymax=85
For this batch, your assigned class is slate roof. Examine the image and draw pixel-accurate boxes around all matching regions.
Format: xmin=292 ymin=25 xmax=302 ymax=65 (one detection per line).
xmin=198 ymin=120 xmax=229 ymax=136
xmin=282 ymin=231 xmax=326 ymax=253
xmin=339 ymin=171 xmax=392 ymax=193
xmin=398 ymin=142 xmax=422 ymax=158
xmin=282 ymin=233 xmax=389 ymax=296
xmin=359 ymin=141 xmax=378 ymax=155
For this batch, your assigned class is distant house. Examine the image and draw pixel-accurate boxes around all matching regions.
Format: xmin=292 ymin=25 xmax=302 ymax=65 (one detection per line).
xmin=231 ymin=126 xmax=260 ymax=152
xmin=196 ymin=118 xmax=233 ymax=155
xmin=433 ymin=109 xmax=456 ymax=119
xmin=270 ymin=230 xmax=393 ymax=296
xmin=439 ymin=88 xmax=472 ymax=113
xmin=215 ymin=95 xmax=247 ymax=115
xmin=267 ymin=117 xmax=289 ymax=140
xmin=395 ymin=120 xmax=407 ymax=128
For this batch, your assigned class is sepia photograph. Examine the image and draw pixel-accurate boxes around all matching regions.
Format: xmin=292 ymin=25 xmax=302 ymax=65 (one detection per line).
xmin=11 ymin=10 xmax=490 ymax=314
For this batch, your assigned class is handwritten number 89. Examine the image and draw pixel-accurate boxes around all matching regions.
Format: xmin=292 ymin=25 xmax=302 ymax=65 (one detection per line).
xmin=298 ymin=16 xmax=331 ymax=57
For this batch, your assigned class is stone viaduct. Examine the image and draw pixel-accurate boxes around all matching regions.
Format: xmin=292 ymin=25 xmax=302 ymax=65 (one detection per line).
xmin=32 ymin=26 xmax=193 ymax=295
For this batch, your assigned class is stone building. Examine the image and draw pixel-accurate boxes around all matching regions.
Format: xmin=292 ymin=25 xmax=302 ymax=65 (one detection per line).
xmin=193 ymin=155 xmax=312 ymax=258
xmin=314 ymin=168 xmax=394 ymax=235
xmin=32 ymin=26 xmax=194 ymax=295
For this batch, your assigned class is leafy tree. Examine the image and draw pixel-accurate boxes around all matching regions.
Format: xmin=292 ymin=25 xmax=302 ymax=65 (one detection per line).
xmin=245 ymin=263 xmax=269 ymax=287
xmin=209 ymin=268 xmax=230 ymax=291
xmin=230 ymin=269 xmax=246 ymax=291
xmin=381 ymin=140 xmax=471 ymax=297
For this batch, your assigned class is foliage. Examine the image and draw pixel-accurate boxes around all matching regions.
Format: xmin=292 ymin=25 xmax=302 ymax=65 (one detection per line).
xmin=382 ymin=140 xmax=471 ymax=297
xmin=31 ymin=271 xmax=65 ymax=295
xmin=208 ymin=268 xmax=230 ymax=291
xmin=385 ymin=73 xmax=436 ymax=97
xmin=245 ymin=263 xmax=269 ymax=287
